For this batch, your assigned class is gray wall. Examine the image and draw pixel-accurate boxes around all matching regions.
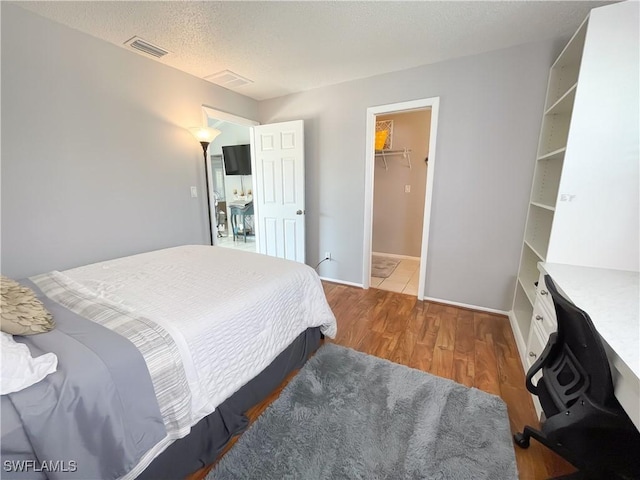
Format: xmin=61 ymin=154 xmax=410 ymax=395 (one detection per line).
xmin=1 ymin=4 xmax=258 ymax=278
xmin=259 ymin=39 xmax=562 ymax=311
xmin=373 ymin=110 xmax=430 ymax=258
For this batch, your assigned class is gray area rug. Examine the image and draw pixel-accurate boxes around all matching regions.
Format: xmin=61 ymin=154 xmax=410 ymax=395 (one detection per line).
xmin=208 ymin=343 xmax=518 ymax=480
xmin=371 ymin=255 xmax=400 ymax=278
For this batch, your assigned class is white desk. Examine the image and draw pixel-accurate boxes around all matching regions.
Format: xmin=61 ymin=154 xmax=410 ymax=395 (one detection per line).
xmin=540 ymin=263 xmax=640 ymax=430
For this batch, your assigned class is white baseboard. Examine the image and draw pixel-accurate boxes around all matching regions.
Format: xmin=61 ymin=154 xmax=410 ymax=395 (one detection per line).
xmin=423 ymin=296 xmax=509 ymax=316
xmin=319 ymin=276 xmax=364 ymax=288
xmin=508 ymin=310 xmax=528 ymax=366
xmin=372 ymin=251 xmax=420 ymax=262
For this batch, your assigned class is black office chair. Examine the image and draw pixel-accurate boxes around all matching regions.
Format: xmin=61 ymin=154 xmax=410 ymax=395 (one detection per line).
xmin=514 ymin=274 xmax=640 ymax=480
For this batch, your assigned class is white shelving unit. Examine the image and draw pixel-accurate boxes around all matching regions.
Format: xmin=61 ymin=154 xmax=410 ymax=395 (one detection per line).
xmin=509 ymin=0 xmax=640 ymax=420
xmin=510 ymin=15 xmax=588 ymax=358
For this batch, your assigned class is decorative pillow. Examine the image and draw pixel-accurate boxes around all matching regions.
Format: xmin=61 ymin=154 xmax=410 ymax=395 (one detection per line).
xmin=1 ymin=276 xmax=54 ymax=335
xmin=1 ymin=332 xmax=58 ymax=395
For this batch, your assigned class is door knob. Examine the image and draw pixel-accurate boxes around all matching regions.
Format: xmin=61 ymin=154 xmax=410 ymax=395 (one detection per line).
xmin=296 ymin=210 xmax=304 ymax=215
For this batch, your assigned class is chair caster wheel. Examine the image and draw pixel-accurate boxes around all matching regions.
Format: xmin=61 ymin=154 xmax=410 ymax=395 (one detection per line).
xmin=513 ymin=432 xmax=530 ymax=449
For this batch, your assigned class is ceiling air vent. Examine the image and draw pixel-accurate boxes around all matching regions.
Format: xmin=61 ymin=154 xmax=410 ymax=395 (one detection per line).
xmin=205 ymin=70 xmax=253 ymax=88
xmin=124 ymin=36 xmax=169 ymax=58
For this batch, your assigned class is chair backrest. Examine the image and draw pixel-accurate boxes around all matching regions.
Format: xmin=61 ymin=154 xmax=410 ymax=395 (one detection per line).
xmin=544 ymin=275 xmax=617 ymax=408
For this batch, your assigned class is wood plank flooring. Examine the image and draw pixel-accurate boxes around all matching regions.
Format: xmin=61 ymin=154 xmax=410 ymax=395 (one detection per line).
xmin=187 ymin=282 xmax=575 ymax=480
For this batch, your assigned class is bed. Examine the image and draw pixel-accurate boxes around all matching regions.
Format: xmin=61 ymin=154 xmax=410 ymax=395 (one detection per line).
xmin=1 ymin=245 xmax=337 ymax=479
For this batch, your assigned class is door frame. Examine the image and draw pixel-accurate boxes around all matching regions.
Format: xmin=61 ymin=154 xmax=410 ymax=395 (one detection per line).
xmin=201 ymin=106 xmax=259 ymax=246
xmin=202 ymin=106 xmax=259 ymax=128
xmin=362 ymin=97 xmax=440 ymax=301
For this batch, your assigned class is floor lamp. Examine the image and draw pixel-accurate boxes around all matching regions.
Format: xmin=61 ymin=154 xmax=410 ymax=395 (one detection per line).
xmin=189 ymin=126 xmax=222 ymax=246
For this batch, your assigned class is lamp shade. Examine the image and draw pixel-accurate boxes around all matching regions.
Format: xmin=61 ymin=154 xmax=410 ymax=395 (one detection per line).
xmin=188 ymin=126 xmax=221 ymax=144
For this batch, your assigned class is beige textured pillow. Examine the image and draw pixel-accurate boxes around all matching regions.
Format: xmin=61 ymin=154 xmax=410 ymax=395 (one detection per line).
xmin=1 ymin=276 xmax=54 ymax=335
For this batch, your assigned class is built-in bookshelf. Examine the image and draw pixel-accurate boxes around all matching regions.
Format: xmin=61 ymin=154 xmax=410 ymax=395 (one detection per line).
xmin=509 ymin=0 xmax=639 ymax=420
xmin=510 ymin=16 xmax=588 ymax=346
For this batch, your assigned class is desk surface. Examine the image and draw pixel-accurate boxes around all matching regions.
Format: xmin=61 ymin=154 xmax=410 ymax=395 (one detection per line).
xmin=540 ymin=262 xmax=639 ymax=428
xmin=228 ymin=200 xmax=253 ymax=209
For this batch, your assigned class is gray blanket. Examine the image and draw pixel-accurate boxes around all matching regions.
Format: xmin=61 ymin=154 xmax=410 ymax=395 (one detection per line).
xmin=1 ymin=280 xmax=166 ymax=480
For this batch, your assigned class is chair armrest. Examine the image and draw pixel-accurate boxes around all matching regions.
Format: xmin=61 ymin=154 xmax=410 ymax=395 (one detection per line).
xmin=526 ymin=332 xmax=558 ymax=395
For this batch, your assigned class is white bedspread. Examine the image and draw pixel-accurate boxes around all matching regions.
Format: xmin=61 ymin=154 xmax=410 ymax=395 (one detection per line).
xmin=60 ymin=245 xmax=337 ymax=426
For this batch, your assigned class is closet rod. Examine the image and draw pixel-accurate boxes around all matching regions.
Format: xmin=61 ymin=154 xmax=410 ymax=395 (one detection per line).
xmin=375 ymin=148 xmax=412 ymax=170
xmin=374 ymin=149 xmax=412 ymax=155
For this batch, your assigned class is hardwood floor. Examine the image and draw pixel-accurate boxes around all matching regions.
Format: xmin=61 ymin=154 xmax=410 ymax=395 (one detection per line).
xmin=187 ymin=282 xmax=575 ymax=480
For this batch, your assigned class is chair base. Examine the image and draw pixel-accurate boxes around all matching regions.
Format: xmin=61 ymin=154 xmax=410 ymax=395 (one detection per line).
xmin=513 ymin=425 xmax=638 ymax=480
xmin=514 ymin=426 xmax=581 ymax=471
xmin=549 ymin=472 xmax=588 ymax=480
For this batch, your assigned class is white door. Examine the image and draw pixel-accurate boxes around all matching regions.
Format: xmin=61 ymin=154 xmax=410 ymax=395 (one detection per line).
xmin=251 ymin=120 xmax=305 ymax=262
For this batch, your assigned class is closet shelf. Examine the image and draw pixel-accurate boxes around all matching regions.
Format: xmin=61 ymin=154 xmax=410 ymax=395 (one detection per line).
xmin=375 ymin=148 xmax=412 ymax=170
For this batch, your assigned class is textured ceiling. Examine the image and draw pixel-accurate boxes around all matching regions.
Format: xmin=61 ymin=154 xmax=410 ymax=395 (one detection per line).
xmin=15 ymin=1 xmax=610 ymax=101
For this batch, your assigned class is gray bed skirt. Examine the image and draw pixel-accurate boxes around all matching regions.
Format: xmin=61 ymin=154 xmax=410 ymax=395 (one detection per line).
xmin=138 ymin=327 xmax=323 ymax=480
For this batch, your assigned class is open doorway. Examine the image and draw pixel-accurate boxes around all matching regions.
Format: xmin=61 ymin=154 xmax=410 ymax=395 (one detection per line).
xmin=201 ymin=108 xmax=308 ymax=263
xmin=371 ymin=109 xmax=431 ymax=295
xmin=363 ymin=98 xmax=440 ymax=300
xmin=202 ymin=107 xmax=259 ymax=252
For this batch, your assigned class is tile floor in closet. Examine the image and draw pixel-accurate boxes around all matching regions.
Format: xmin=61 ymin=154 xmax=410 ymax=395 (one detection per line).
xmin=370 ymin=257 xmax=420 ymax=296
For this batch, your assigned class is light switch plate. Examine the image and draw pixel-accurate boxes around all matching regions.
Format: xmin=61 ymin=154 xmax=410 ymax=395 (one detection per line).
xmin=190 ymin=186 xmax=198 ymax=198
xmin=405 ymin=184 xmax=411 ymax=193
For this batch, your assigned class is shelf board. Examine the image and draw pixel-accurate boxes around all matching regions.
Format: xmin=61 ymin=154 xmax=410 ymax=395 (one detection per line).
xmin=530 ymin=201 xmax=555 ymax=212
xmin=518 ymin=277 xmax=536 ymax=306
xmin=537 ymin=113 xmax=571 ymax=158
xmin=544 ymin=83 xmax=577 ymax=116
xmin=524 ymin=240 xmax=545 ymax=262
xmin=537 ymin=147 xmax=566 ymax=162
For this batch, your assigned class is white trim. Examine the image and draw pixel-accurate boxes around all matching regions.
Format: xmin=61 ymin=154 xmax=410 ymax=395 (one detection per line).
xmin=508 ymin=310 xmax=529 ymax=367
xmin=201 ymin=106 xmax=259 ymax=127
xmin=423 ymin=296 xmax=509 ymax=316
xmin=363 ymin=97 xmax=440 ymax=302
xmin=318 ymin=276 xmax=364 ymax=288
xmin=372 ymin=252 xmax=420 ymax=262
xmin=418 ymin=99 xmax=440 ymax=302
xmin=248 ymin=127 xmax=260 ymax=253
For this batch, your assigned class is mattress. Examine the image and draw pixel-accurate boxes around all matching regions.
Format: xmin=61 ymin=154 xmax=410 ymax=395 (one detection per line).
xmin=138 ymin=327 xmax=323 ymax=480
xmin=6 ymin=245 xmax=336 ymax=479
xmin=57 ymin=246 xmax=336 ymax=471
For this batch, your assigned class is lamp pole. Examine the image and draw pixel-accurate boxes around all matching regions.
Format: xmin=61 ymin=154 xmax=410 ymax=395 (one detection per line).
xmin=189 ymin=126 xmax=222 ymax=247
xmin=199 ymin=141 xmax=214 ymax=246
